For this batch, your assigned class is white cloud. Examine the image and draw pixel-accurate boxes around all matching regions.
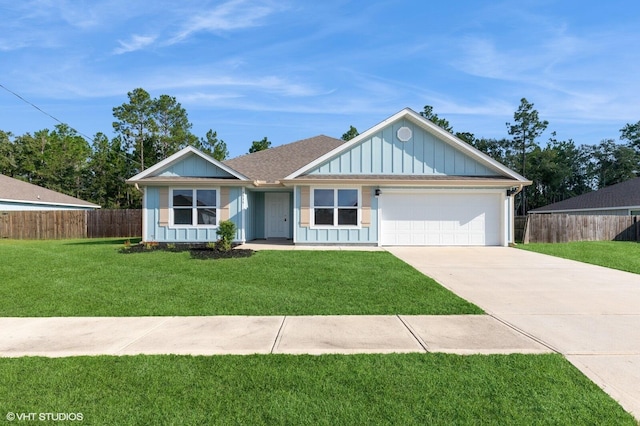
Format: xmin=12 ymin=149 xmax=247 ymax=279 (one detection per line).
xmin=113 ymin=34 xmax=158 ymax=54
xmin=170 ymin=0 xmax=279 ymax=43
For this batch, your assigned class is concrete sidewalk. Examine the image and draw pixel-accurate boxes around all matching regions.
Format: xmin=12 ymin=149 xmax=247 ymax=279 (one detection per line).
xmin=387 ymin=246 xmax=640 ymax=420
xmin=0 ymin=315 xmax=551 ymax=357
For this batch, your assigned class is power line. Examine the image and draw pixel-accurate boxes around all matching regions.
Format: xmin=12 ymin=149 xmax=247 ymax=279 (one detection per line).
xmin=0 ymin=83 xmax=96 ymax=143
xmin=0 ymin=82 xmax=140 ymax=166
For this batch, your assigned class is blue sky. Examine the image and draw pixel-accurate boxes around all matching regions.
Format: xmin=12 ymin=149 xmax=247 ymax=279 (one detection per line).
xmin=1 ymin=0 xmax=639 ymax=158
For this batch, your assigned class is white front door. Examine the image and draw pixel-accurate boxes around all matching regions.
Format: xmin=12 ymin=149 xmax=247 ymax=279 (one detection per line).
xmin=265 ymin=193 xmax=290 ymax=239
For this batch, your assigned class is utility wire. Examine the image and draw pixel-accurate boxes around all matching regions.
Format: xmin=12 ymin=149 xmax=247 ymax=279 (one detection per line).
xmin=0 ymin=83 xmax=96 ymax=143
xmin=0 ymin=82 xmax=140 ymax=166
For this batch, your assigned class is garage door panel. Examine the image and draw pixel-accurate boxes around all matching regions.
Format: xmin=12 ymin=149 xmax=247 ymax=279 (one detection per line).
xmin=381 ymin=192 xmax=501 ymax=246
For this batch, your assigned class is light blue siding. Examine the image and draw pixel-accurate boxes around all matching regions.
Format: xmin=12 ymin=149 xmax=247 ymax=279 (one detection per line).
xmin=145 ymin=186 xmax=243 ymax=243
xmin=309 ymin=119 xmax=496 ymax=176
xmin=158 ymin=154 xmax=236 ymax=178
xmin=244 ymin=191 xmax=257 ymax=241
xmin=294 ymin=186 xmax=378 ymax=244
xmin=250 ymin=192 xmax=265 ymax=239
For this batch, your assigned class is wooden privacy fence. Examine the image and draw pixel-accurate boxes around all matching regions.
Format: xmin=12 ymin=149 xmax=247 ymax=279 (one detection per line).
xmin=0 ymin=209 xmax=142 ymax=240
xmin=514 ymin=216 xmax=527 ymax=243
xmin=87 ymin=209 xmax=142 ymax=238
xmin=524 ymin=214 xmax=640 ymax=243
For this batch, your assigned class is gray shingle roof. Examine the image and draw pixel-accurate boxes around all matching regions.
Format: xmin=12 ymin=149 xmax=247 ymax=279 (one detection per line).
xmin=0 ymin=174 xmax=100 ymax=208
xmin=223 ymin=135 xmax=345 ymax=182
xmin=530 ymin=177 xmax=640 ymax=213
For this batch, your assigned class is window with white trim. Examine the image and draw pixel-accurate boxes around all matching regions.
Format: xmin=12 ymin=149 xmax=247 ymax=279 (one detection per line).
xmin=171 ymin=189 xmax=217 ymax=226
xmin=312 ymin=188 xmax=359 ymax=226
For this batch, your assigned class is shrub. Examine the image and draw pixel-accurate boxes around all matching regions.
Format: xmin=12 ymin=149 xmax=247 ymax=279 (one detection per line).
xmin=216 ymin=220 xmax=236 ymax=252
xmin=144 ymin=241 xmax=158 ymax=250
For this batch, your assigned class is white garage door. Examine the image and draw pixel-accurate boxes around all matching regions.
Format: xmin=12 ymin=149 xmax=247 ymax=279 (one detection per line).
xmin=381 ymin=192 xmax=502 ymax=246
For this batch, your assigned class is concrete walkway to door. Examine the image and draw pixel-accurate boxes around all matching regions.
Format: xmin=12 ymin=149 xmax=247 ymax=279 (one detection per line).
xmin=386 ymin=246 xmax=640 ymax=420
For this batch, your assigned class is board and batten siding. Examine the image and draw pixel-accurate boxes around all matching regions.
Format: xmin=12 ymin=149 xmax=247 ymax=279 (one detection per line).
xmin=294 ymin=186 xmax=378 ymax=244
xmin=144 ymin=186 xmax=243 ymax=242
xmin=308 ymin=119 xmax=496 ymax=176
xmin=157 ymin=154 xmax=236 ymax=178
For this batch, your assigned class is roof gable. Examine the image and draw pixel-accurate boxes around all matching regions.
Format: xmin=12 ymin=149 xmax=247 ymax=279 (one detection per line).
xmin=128 ymin=146 xmax=248 ymax=182
xmin=0 ymin=174 xmax=100 ymax=209
xmin=531 ymin=177 xmax=640 ymax=213
xmin=286 ymin=108 xmax=528 ymax=182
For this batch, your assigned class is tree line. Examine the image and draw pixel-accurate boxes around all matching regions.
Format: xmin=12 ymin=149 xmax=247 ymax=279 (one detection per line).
xmin=420 ymin=99 xmax=640 ymax=214
xmin=1 ymin=89 xmax=638 ymax=212
xmin=0 ymin=88 xmax=271 ymax=209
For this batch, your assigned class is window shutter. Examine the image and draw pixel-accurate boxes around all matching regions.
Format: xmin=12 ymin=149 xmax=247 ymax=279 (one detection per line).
xmin=159 ymin=188 xmax=169 ymax=226
xmin=300 ymin=186 xmax=310 ymax=227
xmin=361 ymin=187 xmax=371 ymax=227
xmin=220 ymin=188 xmax=230 ymax=221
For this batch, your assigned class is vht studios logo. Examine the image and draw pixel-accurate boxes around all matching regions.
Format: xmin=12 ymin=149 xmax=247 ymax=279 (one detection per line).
xmin=6 ymin=412 xmax=84 ymax=422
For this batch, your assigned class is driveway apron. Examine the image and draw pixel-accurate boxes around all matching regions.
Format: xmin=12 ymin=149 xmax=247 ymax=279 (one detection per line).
xmin=386 ymin=246 xmax=640 ymax=420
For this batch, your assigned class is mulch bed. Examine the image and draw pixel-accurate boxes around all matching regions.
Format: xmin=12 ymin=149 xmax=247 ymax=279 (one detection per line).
xmin=120 ymin=242 xmax=254 ymax=259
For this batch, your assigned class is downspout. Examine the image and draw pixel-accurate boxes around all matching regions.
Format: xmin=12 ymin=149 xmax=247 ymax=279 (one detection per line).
xmin=510 ymin=184 xmax=524 ymax=197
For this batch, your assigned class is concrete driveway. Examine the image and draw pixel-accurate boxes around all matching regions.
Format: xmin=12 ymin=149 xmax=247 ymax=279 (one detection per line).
xmin=386 ymin=246 xmax=640 ymax=420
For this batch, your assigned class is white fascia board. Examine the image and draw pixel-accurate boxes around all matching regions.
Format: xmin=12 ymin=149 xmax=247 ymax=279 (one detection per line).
xmin=128 ymin=146 xmax=249 ymax=182
xmin=0 ymin=198 xmax=100 ymax=209
xmin=285 ymin=108 xmax=529 ymax=183
xmin=401 ymin=110 xmax=529 ymax=183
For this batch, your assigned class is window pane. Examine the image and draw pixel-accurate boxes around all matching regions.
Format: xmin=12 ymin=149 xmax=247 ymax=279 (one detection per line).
xmin=197 ymin=208 xmax=217 ymax=225
xmin=174 ymin=208 xmax=192 ymax=225
xmin=314 ymin=189 xmax=334 ymax=207
xmin=314 ymin=208 xmax=334 ymax=225
xmin=338 ymin=189 xmax=358 ymax=207
xmin=196 ymin=190 xmax=216 ymax=207
xmin=173 ymin=190 xmax=192 ymax=206
xmin=338 ymin=208 xmax=357 ymax=225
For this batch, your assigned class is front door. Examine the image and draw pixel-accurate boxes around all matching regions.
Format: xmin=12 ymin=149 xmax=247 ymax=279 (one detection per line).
xmin=265 ymin=193 xmax=290 ymax=239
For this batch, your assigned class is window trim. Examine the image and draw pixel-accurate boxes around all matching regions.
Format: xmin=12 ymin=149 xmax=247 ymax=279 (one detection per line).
xmin=169 ymin=187 xmax=219 ymax=228
xmin=310 ymin=187 xmax=361 ymax=229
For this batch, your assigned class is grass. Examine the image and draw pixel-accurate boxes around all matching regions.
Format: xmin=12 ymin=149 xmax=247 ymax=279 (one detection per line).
xmin=519 ymin=241 xmax=640 ymax=274
xmin=0 ymin=238 xmax=481 ymax=316
xmin=0 ymin=353 xmax=635 ymax=425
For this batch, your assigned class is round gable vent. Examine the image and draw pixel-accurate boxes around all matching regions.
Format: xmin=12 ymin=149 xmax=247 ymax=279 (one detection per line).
xmin=397 ymin=126 xmax=412 ymax=142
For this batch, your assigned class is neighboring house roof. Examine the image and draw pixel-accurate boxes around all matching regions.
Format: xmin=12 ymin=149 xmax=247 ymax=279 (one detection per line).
xmin=223 ymin=135 xmax=345 ymax=183
xmin=531 ymin=177 xmax=640 ymax=213
xmin=0 ymin=174 xmax=100 ymax=209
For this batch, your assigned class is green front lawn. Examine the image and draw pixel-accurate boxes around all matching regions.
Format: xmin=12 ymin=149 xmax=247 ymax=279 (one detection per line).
xmin=0 ymin=353 xmax=634 ymax=425
xmin=520 ymin=241 xmax=640 ymax=274
xmin=0 ymin=239 xmax=481 ymax=316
